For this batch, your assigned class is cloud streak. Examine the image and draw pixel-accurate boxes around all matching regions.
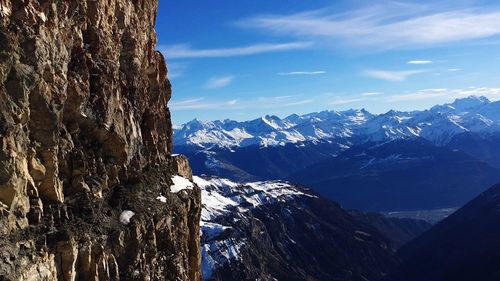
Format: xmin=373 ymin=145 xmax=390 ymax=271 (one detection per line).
xmin=284 ymin=99 xmax=314 ymax=106
xmin=364 ymin=69 xmax=425 ymax=82
xmin=387 ymin=87 xmax=500 ymax=102
xmin=170 ymin=95 xmax=315 ymax=111
xmin=166 ymin=62 xmax=190 ymax=79
xmin=278 ymin=71 xmax=326 ymax=76
xmin=361 ymin=92 xmax=383 ymax=96
xmin=204 ymin=76 xmax=234 ymax=89
xmin=330 ymin=98 xmax=362 ymax=105
xmin=161 ymin=42 xmax=312 ymax=59
xmin=407 ymin=60 xmax=433 ymax=65
xmin=239 ymin=4 xmax=500 ymax=50
xmin=170 ymin=98 xmax=238 ymax=110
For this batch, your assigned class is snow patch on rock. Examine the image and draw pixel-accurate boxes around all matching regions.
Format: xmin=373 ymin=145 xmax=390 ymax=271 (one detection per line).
xmin=119 ymin=210 xmax=135 ymax=225
xmin=170 ymin=175 xmax=194 ymax=193
xmin=156 ymin=195 xmax=167 ymax=203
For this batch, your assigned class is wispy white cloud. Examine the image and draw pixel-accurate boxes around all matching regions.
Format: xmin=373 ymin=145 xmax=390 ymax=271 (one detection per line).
xmin=284 ymin=99 xmax=314 ymax=106
xmin=322 ymin=92 xmax=346 ymax=97
xmin=364 ymin=69 xmax=425 ymax=82
xmin=204 ymin=76 xmax=235 ymax=89
xmin=361 ymin=92 xmax=383 ymax=96
xmin=170 ymin=98 xmax=215 ymax=110
xmin=387 ymin=87 xmax=500 ymax=102
xmin=447 ymin=68 xmax=462 ymax=72
xmin=278 ymin=71 xmax=326 ymax=76
xmin=170 ymin=98 xmax=238 ymax=110
xmin=160 ymin=42 xmax=312 ymax=59
xmin=166 ymin=62 xmax=190 ymax=79
xmin=257 ymin=95 xmax=299 ymax=102
xmin=239 ymin=3 xmax=500 ymax=50
xmin=388 ymin=88 xmax=447 ymax=102
xmin=171 ymin=95 xmax=314 ymax=111
xmin=255 ymin=95 xmax=309 ymax=106
xmin=330 ymin=98 xmax=362 ymax=105
xmin=173 ymin=98 xmax=205 ymax=105
xmin=407 ymin=60 xmax=433 ymax=65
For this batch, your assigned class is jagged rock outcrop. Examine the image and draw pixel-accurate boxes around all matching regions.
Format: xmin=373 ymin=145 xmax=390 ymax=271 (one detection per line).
xmin=0 ymin=0 xmax=201 ymax=280
xmin=172 ymin=155 xmax=193 ymax=180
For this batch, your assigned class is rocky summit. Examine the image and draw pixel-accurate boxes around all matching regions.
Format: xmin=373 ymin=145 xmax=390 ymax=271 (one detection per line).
xmin=0 ymin=0 xmax=201 ymax=280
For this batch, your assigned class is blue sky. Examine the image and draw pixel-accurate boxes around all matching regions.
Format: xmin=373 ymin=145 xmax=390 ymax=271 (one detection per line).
xmin=156 ymin=0 xmax=500 ymax=124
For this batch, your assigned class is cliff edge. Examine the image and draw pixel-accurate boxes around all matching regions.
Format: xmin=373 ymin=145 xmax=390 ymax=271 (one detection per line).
xmin=0 ymin=0 xmax=201 ymax=280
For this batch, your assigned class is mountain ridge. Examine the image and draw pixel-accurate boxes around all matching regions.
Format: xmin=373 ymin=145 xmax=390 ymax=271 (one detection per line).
xmin=287 ymin=138 xmax=500 ymax=211
xmin=197 ymin=176 xmax=430 ymax=281
xmin=174 ymin=96 xmax=500 ymax=149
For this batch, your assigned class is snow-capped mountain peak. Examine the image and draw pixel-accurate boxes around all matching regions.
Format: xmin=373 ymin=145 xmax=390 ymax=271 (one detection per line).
xmin=174 ymin=96 xmax=500 ymax=149
xmin=431 ymin=96 xmax=490 ymax=113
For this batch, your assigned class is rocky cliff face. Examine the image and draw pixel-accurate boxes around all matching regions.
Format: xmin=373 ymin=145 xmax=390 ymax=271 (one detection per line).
xmin=0 ymin=0 xmax=201 ymax=280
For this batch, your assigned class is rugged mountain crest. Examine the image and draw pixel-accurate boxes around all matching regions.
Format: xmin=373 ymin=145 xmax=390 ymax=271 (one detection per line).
xmin=0 ymin=0 xmax=201 ymax=280
xmin=196 ymin=176 xmax=402 ymax=281
xmin=174 ymin=95 xmax=500 ymax=149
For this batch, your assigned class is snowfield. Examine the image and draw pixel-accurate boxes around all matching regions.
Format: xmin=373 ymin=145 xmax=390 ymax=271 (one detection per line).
xmin=195 ymin=176 xmax=315 ymax=280
xmin=194 ymin=176 xmax=314 ymax=222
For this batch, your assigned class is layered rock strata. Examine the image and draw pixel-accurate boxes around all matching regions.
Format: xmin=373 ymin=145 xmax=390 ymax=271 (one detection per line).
xmin=0 ymin=0 xmax=201 ymax=280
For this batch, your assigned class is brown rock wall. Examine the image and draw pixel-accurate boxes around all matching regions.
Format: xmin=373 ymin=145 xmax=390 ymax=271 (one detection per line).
xmin=0 ymin=0 xmax=201 ymax=280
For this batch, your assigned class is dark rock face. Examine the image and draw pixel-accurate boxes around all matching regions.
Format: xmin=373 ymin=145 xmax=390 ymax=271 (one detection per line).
xmin=197 ymin=177 xmax=400 ymax=281
xmin=175 ymin=140 xmax=345 ymax=181
xmin=0 ymin=0 xmax=201 ymax=280
xmin=447 ymin=132 xmax=500 ymax=170
xmin=385 ymin=183 xmax=500 ymax=281
xmin=349 ymin=210 xmax=431 ymax=250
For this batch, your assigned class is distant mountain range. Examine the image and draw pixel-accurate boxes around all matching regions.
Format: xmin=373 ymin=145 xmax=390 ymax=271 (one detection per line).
xmin=187 ymin=98 xmax=500 ymax=280
xmin=287 ymin=138 xmax=500 ymax=211
xmin=175 ymin=96 xmax=500 ymax=211
xmin=175 ymin=96 xmax=500 ymax=148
